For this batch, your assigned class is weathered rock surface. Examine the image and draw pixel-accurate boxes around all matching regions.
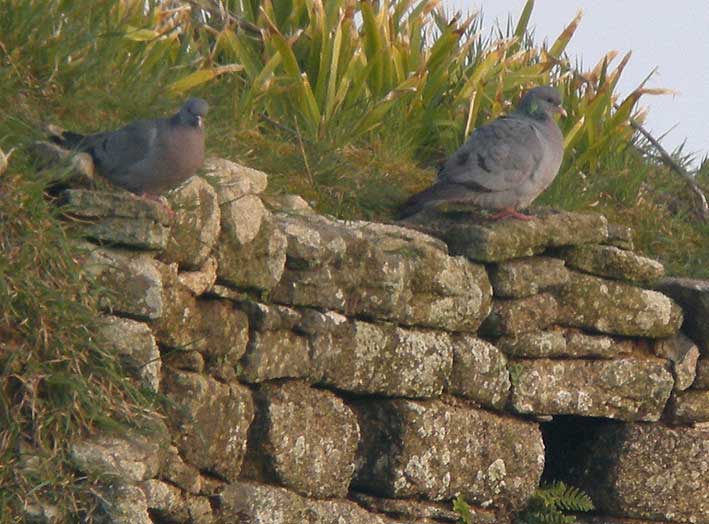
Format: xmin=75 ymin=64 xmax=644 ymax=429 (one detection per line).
xmin=97 ymin=483 xmax=151 ymax=524
xmin=141 ymin=479 xmax=190 ymax=523
xmin=98 ymin=316 xmax=160 ymax=391
xmin=604 ymin=223 xmax=635 ymax=250
xmin=496 ymin=328 xmax=633 ymax=359
xmin=555 ymin=272 xmax=683 ymax=338
xmin=218 ymin=480 xmax=394 ymax=524
xmin=161 ymin=445 xmax=202 ymax=494
xmin=656 ymin=277 xmax=709 ymax=353
xmin=61 ymin=189 xmax=171 ymax=249
xmin=177 ymin=256 xmax=217 ymax=295
xmin=488 ymin=257 xmax=569 ymax=298
xmin=352 ymin=399 xmax=544 ymax=510
xmin=654 ymin=334 xmax=700 ymax=391
xmin=509 ymin=357 xmax=674 ymax=421
xmin=695 ymin=358 xmax=709 ymax=389
xmin=666 ymin=389 xmax=709 ymax=424
xmin=410 ymin=211 xmax=608 ymax=262
xmin=480 ymin=293 xmax=558 ymax=336
xmin=84 ymin=246 xmax=164 ymax=320
xmin=271 ymin=214 xmax=492 ymax=332
xmin=217 ymin=196 xmax=288 ymax=292
xmin=162 ymin=370 xmax=253 ymax=481
xmin=151 ymin=263 xmax=249 ymax=381
xmin=162 ymin=176 xmax=220 ymax=269
xmin=558 ymin=244 xmax=664 ymax=283
xmin=445 ymin=336 xmax=510 ymax=410
xmin=573 ymin=423 xmax=709 ymax=524
xmin=238 ymin=302 xmax=311 ymax=382
xmin=70 ymin=430 xmax=165 ymax=483
xmin=203 ymin=157 xmax=268 ymax=203
xmin=241 ymin=381 xmax=359 ymax=498
xmin=304 ymin=310 xmax=454 ymax=397
xmin=351 ymin=492 xmax=493 ymax=523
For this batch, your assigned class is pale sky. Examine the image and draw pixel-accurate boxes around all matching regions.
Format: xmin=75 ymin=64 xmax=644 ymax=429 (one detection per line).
xmin=448 ymin=0 xmax=709 ymax=166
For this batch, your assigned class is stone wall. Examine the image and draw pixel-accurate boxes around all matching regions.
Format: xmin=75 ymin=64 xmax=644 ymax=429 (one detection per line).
xmin=36 ymin=152 xmax=709 ymax=524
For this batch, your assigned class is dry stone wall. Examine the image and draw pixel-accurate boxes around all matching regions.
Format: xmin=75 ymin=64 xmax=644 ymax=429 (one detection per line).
xmin=33 ymin=150 xmax=709 ymax=524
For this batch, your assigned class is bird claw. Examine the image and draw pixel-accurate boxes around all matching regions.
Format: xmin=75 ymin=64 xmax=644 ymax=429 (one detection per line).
xmin=137 ymin=192 xmax=175 ymax=220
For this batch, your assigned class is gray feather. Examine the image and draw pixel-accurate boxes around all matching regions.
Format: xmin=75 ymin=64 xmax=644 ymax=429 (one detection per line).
xmin=401 ymin=86 xmax=564 ymax=218
xmin=54 ymin=98 xmax=208 ymax=195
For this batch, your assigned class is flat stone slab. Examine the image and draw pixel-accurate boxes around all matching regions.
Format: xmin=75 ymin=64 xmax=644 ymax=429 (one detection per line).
xmin=241 ymin=381 xmax=359 ymax=498
xmin=61 ymin=189 xmax=171 ymax=249
xmin=217 ymin=196 xmax=288 ymax=292
xmin=558 ymin=244 xmax=664 ymax=284
xmin=162 ymin=176 xmax=221 ymax=270
xmin=271 ymin=213 xmax=492 ymax=332
xmin=654 ymin=334 xmax=700 ymax=391
xmin=352 ymin=492 xmax=496 ymax=523
xmin=572 ymin=423 xmax=709 ymax=524
xmin=98 ymin=316 xmax=160 ymax=391
xmin=70 ymin=429 xmax=165 ymax=483
xmin=151 ymin=263 xmax=249 ymax=382
xmin=496 ymin=328 xmax=634 ymax=359
xmin=218 ymin=481 xmax=393 ymax=524
xmin=445 ymin=336 xmax=510 ymax=410
xmin=479 ymin=293 xmax=559 ymax=336
xmin=509 ymin=357 xmax=674 ymax=421
xmin=83 ymin=246 xmax=164 ymax=320
xmin=556 ymin=272 xmax=683 ymax=338
xmin=162 ymin=370 xmax=254 ymax=482
xmin=408 ymin=211 xmax=608 ymax=262
xmin=203 ymin=157 xmax=268 ymax=203
xmin=351 ymin=399 xmax=543 ymax=510
xmin=666 ymin=389 xmax=709 ymax=424
xmin=304 ymin=310 xmax=454 ymax=398
xmin=656 ymin=277 xmax=709 ymax=353
xmin=488 ymin=256 xmax=569 ymax=298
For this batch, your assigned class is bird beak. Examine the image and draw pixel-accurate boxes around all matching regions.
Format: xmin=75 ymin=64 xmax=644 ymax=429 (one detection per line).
xmin=197 ymin=116 xmax=204 ymax=128
xmin=557 ymin=107 xmax=567 ymax=118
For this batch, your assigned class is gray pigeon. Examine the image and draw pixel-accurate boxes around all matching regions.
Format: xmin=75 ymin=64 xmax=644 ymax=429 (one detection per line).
xmin=51 ymin=98 xmax=208 ymax=196
xmin=400 ymin=86 xmax=565 ymax=221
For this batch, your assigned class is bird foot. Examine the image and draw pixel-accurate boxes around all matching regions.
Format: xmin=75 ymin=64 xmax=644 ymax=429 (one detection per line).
xmin=138 ymin=192 xmax=175 ymax=220
xmin=489 ymin=208 xmax=535 ymax=221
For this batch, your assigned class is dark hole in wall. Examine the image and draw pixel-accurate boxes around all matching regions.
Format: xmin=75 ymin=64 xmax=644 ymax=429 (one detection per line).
xmin=540 ymin=415 xmax=621 ymax=484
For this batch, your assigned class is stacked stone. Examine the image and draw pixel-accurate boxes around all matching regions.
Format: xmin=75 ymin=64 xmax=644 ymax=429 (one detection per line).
xmin=409 ymin=209 xmax=708 ymax=524
xmin=30 ymin=146 xmax=709 ymax=524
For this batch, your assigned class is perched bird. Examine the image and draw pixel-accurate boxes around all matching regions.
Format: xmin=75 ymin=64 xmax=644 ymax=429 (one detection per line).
xmin=51 ymin=98 xmax=208 ymax=198
xmin=400 ymin=86 xmax=565 ymax=221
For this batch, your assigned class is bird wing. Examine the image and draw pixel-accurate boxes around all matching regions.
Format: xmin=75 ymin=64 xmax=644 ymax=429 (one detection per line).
xmin=439 ymin=115 xmax=546 ymax=193
xmin=83 ymin=119 xmax=159 ymax=178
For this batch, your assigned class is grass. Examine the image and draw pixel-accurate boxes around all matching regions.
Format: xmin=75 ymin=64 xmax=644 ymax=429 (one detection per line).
xmin=0 ymin=0 xmax=707 ymax=521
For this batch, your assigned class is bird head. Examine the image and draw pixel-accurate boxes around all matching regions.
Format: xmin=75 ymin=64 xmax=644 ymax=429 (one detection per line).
xmin=176 ymin=98 xmax=209 ymax=128
xmin=518 ymin=86 xmax=566 ymax=120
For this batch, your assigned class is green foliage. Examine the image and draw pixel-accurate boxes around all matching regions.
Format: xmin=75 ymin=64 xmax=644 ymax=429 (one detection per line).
xmin=0 ymin=153 xmax=157 ymax=522
xmin=454 ymin=482 xmax=593 ymax=524
xmin=453 ymin=493 xmax=476 ymax=524
xmin=516 ymin=481 xmax=594 ymax=524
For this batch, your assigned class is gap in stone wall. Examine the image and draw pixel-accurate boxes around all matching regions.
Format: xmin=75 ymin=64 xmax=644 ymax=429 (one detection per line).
xmin=540 ymin=415 xmax=620 ymax=486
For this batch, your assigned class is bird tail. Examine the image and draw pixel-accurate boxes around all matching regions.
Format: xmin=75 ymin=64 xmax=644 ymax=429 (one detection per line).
xmin=398 ymin=182 xmax=467 ymax=219
xmin=49 ymin=129 xmax=89 ymax=150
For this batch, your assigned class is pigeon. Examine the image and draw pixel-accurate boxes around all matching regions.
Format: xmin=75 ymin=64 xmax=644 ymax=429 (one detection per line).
xmin=400 ymin=86 xmax=565 ymax=221
xmin=51 ymin=98 xmax=208 ymax=198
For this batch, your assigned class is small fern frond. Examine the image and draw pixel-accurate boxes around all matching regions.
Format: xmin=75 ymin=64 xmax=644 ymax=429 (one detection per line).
xmin=537 ymin=481 xmax=594 ymax=512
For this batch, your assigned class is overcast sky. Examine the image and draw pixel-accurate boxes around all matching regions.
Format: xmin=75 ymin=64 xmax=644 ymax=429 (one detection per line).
xmin=447 ymin=0 xmax=709 ymax=166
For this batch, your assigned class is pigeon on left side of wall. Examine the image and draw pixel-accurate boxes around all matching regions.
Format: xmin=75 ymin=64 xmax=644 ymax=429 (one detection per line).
xmin=50 ymin=98 xmax=208 ymax=198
